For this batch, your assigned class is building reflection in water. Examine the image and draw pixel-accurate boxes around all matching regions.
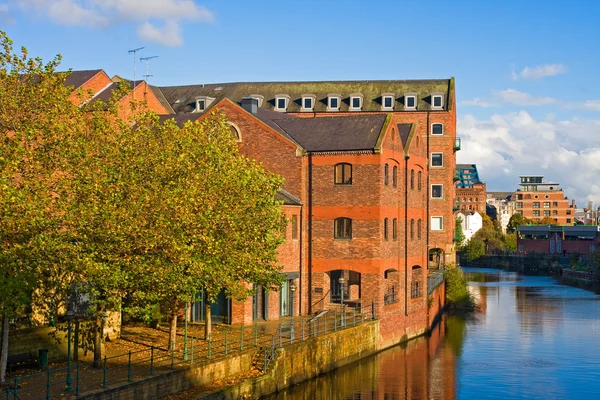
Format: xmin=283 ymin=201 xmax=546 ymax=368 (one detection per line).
xmin=263 ymin=317 xmax=461 ymax=400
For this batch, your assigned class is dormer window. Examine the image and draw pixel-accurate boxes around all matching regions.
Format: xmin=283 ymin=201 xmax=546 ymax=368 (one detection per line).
xmin=327 ymin=94 xmax=341 ymax=112
xmin=274 ymin=95 xmax=290 ymax=112
xmin=432 ymin=94 xmax=444 ymax=109
xmin=405 ymin=95 xmax=417 ymax=110
xmin=301 ymin=94 xmax=315 ymax=112
xmin=349 ymin=94 xmax=363 ymax=111
xmin=194 ymin=95 xmax=215 ymax=113
xmin=381 ymin=93 xmax=395 ymax=111
xmin=248 ymin=94 xmax=264 ymax=107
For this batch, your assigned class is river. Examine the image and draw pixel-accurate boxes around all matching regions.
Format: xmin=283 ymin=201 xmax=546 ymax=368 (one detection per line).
xmin=263 ymin=268 xmax=600 ymax=399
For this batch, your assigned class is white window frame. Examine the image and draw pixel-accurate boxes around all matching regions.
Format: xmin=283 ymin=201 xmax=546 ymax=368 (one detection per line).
xmin=430 ymin=216 xmax=443 ymax=231
xmin=431 ymin=123 xmax=444 ymax=135
xmin=301 ymin=95 xmax=315 ymax=112
xmin=405 ymin=95 xmax=417 ymax=110
xmin=248 ymin=94 xmax=264 ymax=107
xmin=327 ymin=94 xmax=341 ymax=112
xmin=381 ymin=94 xmax=395 ymax=111
xmin=194 ymin=95 xmax=215 ymax=113
xmin=431 ymin=184 xmax=443 ymax=199
xmin=432 ymin=94 xmax=444 ymax=109
xmin=430 ymin=152 xmax=444 ymax=167
xmin=274 ymin=95 xmax=290 ymax=112
xmin=196 ymin=99 xmax=206 ymax=112
xmin=349 ymin=94 xmax=363 ymax=111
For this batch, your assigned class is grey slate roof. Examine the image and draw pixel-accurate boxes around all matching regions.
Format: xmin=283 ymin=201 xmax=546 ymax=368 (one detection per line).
xmin=276 ymin=188 xmax=302 ymax=206
xmin=488 ymin=191 xmax=514 ymax=200
xmin=63 ymin=69 xmax=103 ymax=90
xmin=159 ymin=79 xmax=452 ymax=114
xmin=397 ymin=123 xmax=412 ymax=149
xmin=266 ymin=114 xmax=387 ymax=152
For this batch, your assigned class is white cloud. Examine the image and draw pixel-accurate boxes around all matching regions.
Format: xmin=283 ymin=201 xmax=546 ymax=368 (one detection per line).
xmin=583 ymin=100 xmax=600 ymax=111
xmin=137 ymin=20 xmax=182 ymax=47
xmin=458 ymin=111 xmax=600 ymax=206
xmin=462 ymin=89 xmax=556 ymax=108
xmin=512 ymin=64 xmax=567 ymax=80
xmin=13 ymin=0 xmax=213 ymax=46
xmin=0 ymin=3 xmax=13 ymax=24
xmin=460 ymin=98 xmax=500 ymax=108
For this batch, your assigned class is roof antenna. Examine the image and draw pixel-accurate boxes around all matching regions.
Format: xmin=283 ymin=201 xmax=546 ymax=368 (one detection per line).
xmin=140 ymin=55 xmax=159 ymax=87
xmin=128 ymin=47 xmax=145 ymax=99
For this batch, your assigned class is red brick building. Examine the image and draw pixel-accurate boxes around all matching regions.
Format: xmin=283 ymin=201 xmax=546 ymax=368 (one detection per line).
xmin=158 ymin=79 xmax=457 ymax=341
xmin=517 ymin=225 xmax=600 ymax=256
xmin=514 ymin=176 xmax=576 ymax=225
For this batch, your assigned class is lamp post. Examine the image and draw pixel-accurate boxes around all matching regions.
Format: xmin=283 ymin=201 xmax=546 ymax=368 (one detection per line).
xmin=289 ymin=282 xmax=296 ymax=340
xmin=65 ymin=309 xmax=75 ymax=392
xmin=338 ymin=277 xmax=346 ymax=328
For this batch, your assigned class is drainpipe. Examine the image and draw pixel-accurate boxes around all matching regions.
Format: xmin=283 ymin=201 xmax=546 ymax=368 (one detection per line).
xmin=308 ymin=153 xmax=314 ymax=313
xmin=299 ymin=206 xmax=303 ymax=315
xmin=405 ymin=154 xmax=409 ymax=316
xmin=426 ymin=111 xmax=431 ymax=268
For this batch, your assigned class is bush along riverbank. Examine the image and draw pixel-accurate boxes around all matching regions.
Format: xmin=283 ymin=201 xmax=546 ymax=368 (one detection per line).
xmin=444 ymin=265 xmax=477 ymax=314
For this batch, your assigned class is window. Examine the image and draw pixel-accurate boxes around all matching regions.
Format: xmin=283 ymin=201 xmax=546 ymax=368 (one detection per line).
xmin=552 ymin=210 xmax=558 ymax=215
xmin=411 ymin=281 xmax=422 ymax=298
xmin=228 ymin=123 xmax=242 ymax=142
xmin=431 ymin=184 xmax=443 ymax=199
xmin=417 ymin=171 xmax=422 ymax=190
xmin=393 ymin=166 xmax=398 ymax=187
xmin=405 ymin=95 xmax=416 ymax=109
xmin=516 ymin=194 xmax=522 ymax=200
xmin=431 ymin=216 xmax=443 ymax=231
xmin=291 ymin=215 xmax=298 ymax=240
xmin=197 ymin=99 xmax=206 ymax=111
xmin=516 ymin=210 xmax=522 ymax=215
xmin=410 ymin=219 xmax=415 ymax=240
xmin=382 ymin=95 xmax=394 ymax=110
xmin=432 ymin=94 xmax=443 ymax=108
xmin=516 ymin=202 xmax=523 ymax=208
xmin=431 ymin=153 xmax=443 ymax=167
xmin=534 ymin=195 xmax=539 ymax=199
xmin=384 ymin=164 xmax=389 ymax=185
xmin=567 ymin=210 xmax=572 ymax=215
xmin=384 ymin=218 xmax=389 ymax=240
xmin=194 ymin=95 xmax=216 ymax=112
xmin=533 ymin=202 xmax=540 ymax=208
xmin=334 ymin=163 xmax=352 ymax=184
xmin=544 ymin=202 xmax=550 ymax=208
xmin=432 ymin=123 xmax=444 ymax=135
xmin=417 ymin=219 xmax=422 ymax=239
xmin=553 ymin=201 xmax=558 ymax=207
xmin=349 ymin=95 xmax=363 ymax=111
xmin=334 ymin=217 xmax=352 ymax=239
xmin=393 ymin=218 xmax=398 ymax=240
xmin=410 ymin=169 xmax=414 ymax=189
xmin=275 ymin=95 xmax=290 ymax=111
xmin=519 ymin=243 xmax=524 ymax=252
xmin=301 ymin=95 xmax=315 ymax=111
xmin=533 ymin=210 xmax=540 ymax=216
xmin=543 ymin=210 xmax=550 ymax=216
xmin=567 ymin=218 xmax=572 ymax=223
xmin=327 ymin=95 xmax=341 ymax=111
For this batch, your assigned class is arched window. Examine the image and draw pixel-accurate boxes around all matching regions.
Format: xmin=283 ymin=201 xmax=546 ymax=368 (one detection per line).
xmin=228 ymin=123 xmax=242 ymax=142
xmin=384 ymin=164 xmax=389 ymax=185
xmin=432 ymin=123 xmax=444 ymax=135
xmin=334 ymin=217 xmax=352 ymax=239
xmin=410 ymin=219 xmax=415 ymax=240
xmin=334 ymin=163 xmax=352 ymax=184
xmin=417 ymin=219 xmax=422 ymax=239
xmin=410 ymin=169 xmax=415 ymax=189
xmin=393 ymin=166 xmax=398 ymax=187
xmin=393 ymin=218 xmax=398 ymax=240
xmin=417 ymin=171 xmax=422 ymax=191
xmin=384 ymin=218 xmax=389 ymax=240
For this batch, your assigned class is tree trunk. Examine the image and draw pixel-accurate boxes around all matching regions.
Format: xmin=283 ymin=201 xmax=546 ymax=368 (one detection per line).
xmin=0 ymin=315 xmax=9 ymax=383
xmin=93 ymin=305 xmax=105 ymax=368
xmin=169 ymin=305 xmax=178 ymax=350
xmin=204 ymin=302 xmax=212 ymax=340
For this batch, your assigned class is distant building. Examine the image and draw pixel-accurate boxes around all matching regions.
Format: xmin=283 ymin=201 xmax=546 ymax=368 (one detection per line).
xmin=455 ymin=164 xmax=486 ymax=213
xmin=513 ymin=176 xmax=576 ymax=225
xmin=517 ymin=225 xmax=600 ymax=256
xmin=487 ymin=192 xmax=516 ymax=233
xmin=456 ymin=212 xmax=483 ymax=243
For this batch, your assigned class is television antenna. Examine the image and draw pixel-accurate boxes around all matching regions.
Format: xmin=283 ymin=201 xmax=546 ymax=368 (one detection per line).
xmin=128 ymin=47 xmax=145 ymax=98
xmin=140 ymin=55 xmax=159 ymax=82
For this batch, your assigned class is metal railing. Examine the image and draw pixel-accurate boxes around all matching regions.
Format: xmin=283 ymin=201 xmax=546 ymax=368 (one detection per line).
xmin=427 ymin=269 xmax=445 ymax=295
xmin=5 ymin=302 xmax=378 ymax=400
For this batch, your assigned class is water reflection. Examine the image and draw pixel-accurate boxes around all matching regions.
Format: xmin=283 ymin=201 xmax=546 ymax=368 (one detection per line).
xmin=263 ymin=268 xmax=600 ymax=400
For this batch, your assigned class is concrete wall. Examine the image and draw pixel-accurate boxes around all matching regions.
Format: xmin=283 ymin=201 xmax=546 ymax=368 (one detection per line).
xmin=7 ymin=324 xmax=87 ymax=362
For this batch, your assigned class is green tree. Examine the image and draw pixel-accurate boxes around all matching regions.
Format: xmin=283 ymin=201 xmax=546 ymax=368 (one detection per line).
xmin=474 ymin=212 xmax=504 ymax=254
xmin=503 ymin=232 xmax=517 ymax=254
xmin=538 ymin=216 xmax=556 ymax=225
xmin=455 ymin=216 xmax=466 ymax=249
xmin=507 ymin=213 xmax=531 ymax=234
xmin=463 ymin=237 xmax=486 ymax=262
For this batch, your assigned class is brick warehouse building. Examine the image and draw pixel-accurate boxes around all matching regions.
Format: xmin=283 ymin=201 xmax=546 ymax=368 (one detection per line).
xmin=157 ymin=79 xmax=458 ymax=342
xmin=514 ymin=176 xmax=576 ymax=224
xmin=455 ymin=164 xmax=487 ymax=214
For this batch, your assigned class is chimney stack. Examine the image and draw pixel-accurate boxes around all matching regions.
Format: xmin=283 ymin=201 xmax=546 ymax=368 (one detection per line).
xmin=241 ymin=97 xmax=258 ymax=114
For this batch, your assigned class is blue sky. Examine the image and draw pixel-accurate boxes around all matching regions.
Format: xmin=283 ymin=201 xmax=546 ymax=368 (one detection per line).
xmin=2 ymin=0 xmax=600 ymax=206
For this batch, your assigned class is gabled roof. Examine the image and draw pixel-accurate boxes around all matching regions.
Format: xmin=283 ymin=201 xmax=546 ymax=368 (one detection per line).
xmin=63 ymin=69 xmax=103 ymax=89
xmin=267 ymin=114 xmax=387 ymax=152
xmin=159 ymin=79 xmax=453 ymax=114
xmin=276 ymin=188 xmax=302 ymax=206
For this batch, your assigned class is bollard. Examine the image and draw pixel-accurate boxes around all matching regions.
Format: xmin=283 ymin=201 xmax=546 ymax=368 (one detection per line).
xmin=150 ymin=346 xmax=155 ymax=376
xmin=240 ymin=326 xmax=244 ymax=350
xmin=128 ymin=351 xmax=132 ymax=382
xmin=102 ymin=356 xmax=107 ymax=388
xmin=76 ymin=363 xmax=80 ymax=397
xmin=46 ymin=368 xmax=51 ymax=400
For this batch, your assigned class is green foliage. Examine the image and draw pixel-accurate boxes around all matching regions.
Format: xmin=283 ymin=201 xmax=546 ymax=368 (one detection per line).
xmin=507 ymin=213 xmax=531 ymax=234
xmin=444 ymin=265 xmax=476 ymax=312
xmin=463 ymin=237 xmax=486 ymax=262
xmin=503 ymin=232 xmax=517 ymax=253
xmin=455 ymin=216 xmax=466 ymax=249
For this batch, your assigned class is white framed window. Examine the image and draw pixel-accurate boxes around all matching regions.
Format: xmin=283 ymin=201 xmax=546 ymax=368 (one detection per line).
xmin=432 ymin=94 xmax=444 ymax=109
xmin=405 ymin=95 xmax=417 ymax=110
xmin=194 ymin=95 xmax=215 ymax=113
xmin=349 ymin=95 xmax=362 ymax=111
xmin=248 ymin=94 xmax=264 ymax=107
xmin=431 ymin=152 xmax=443 ymax=167
xmin=381 ymin=94 xmax=395 ymax=110
xmin=327 ymin=94 xmax=341 ymax=111
xmin=301 ymin=95 xmax=315 ymax=111
xmin=431 ymin=184 xmax=443 ymax=199
xmin=431 ymin=123 xmax=444 ymax=135
xmin=431 ymin=216 xmax=443 ymax=231
xmin=274 ymin=95 xmax=290 ymax=112
xmin=196 ymin=99 xmax=205 ymax=112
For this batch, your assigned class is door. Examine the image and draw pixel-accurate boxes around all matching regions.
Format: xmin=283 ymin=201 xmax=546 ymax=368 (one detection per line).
xmin=280 ymin=280 xmax=290 ymax=317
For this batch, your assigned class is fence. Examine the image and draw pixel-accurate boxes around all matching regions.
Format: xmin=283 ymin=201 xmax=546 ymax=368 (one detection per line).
xmin=3 ymin=302 xmax=377 ymax=400
xmin=427 ymin=269 xmax=445 ymax=295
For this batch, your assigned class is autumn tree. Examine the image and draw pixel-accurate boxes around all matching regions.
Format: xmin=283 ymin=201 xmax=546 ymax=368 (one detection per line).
xmin=507 ymin=213 xmax=531 ymax=234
